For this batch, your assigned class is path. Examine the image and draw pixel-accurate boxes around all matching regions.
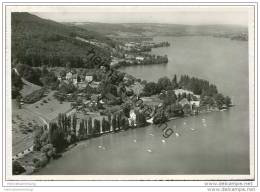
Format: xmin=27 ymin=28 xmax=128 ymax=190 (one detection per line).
xmin=12 ymin=109 xmax=49 ymax=161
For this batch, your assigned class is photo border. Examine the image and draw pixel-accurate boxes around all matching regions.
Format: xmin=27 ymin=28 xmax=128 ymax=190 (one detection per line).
xmin=1 ymin=1 xmax=258 ymax=188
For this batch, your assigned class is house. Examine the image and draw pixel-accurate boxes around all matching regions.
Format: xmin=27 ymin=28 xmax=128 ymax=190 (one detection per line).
xmin=85 ymin=75 xmax=93 ymax=83
xmin=125 ymin=42 xmax=135 ymax=48
xmin=72 ymin=74 xmax=78 ymax=85
xmin=66 ymin=72 xmax=73 ymax=80
xmin=78 ymin=82 xmax=87 ymax=90
xmin=136 ymin=56 xmax=145 ymax=61
xmin=57 ymin=76 xmax=62 ymax=81
xmin=190 ymin=100 xmax=200 ymax=108
xmin=174 ymin=89 xmax=194 ymax=96
xmin=125 ymin=54 xmax=135 ymax=59
xmin=89 ymin=81 xmax=100 ymax=88
xmin=128 ymin=109 xmax=137 ymax=127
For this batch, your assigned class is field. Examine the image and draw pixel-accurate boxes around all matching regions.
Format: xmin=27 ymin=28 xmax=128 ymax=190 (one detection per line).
xmin=26 ymin=91 xmax=72 ymax=122
xmin=12 ymin=100 xmax=44 ymax=156
xmin=13 ymin=91 xmax=72 ymax=156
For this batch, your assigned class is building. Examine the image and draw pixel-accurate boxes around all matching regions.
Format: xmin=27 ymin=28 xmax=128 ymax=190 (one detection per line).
xmin=190 ymin=100 xmax=200 ymax=108
xmin=72 ymin=74 xmax=78 ymax=85
xmin=174 ymin=89 xmax=193 ymax=96
xmin=128 ymin=110 xmax=137 ymax=127
xmin=66 ymin=72 xmax=73 ymax=80
xmin=85 ymin=75 xmax=93 ymax=83
xmin=125 ymin=54 xmax=135 ymax=59
xmin=136 ymin=56 xmax=145 ymax=61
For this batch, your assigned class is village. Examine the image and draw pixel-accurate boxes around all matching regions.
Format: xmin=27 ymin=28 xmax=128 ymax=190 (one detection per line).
xmin=13 ymin=60 xmax=228 ymax=175
xmin=11 ymin=24 xmax=232 ymax=175
xmin=110 ymin=40 xmax=170 ymax=68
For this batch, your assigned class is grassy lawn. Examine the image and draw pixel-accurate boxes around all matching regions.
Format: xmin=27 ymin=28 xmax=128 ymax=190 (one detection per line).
xmin=13 ymin=91 xmax=72 ymax=156
xmin=20 ymin=78 xmax=42 ymax=98
xmin=142 ymin=95 xmax=162 ymax=106
xmin=12 ymin=100 xmax=44 ymax=156
xmin=26 ymin=91 xmax=72 ymax=122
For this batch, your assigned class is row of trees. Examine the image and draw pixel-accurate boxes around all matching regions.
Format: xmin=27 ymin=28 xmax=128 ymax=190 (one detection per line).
xmin=36 ymin=112 xmax=133 ymax=153
xmin=179 ymin=75 xmax=218 ymax=96
xmin=142 ymin=75 xmax=178 ymax=96
xmin=142 ymin=75 xmax=218 ymax=97
xmin=11 ymin=69 xmax=23 ymax=98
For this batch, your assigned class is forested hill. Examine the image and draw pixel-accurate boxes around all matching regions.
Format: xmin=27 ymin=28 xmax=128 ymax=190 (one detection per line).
xmin=11 ymin=12 xmax=114 ymax=68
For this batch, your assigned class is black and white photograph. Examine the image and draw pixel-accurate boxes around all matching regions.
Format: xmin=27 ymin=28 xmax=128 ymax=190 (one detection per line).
xmin=2 ymin=2 xmax=257 ymax=186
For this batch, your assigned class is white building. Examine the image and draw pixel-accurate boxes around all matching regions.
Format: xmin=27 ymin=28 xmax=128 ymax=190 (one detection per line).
xmin=85 ymin=75 xmax=93 ymax=82
xmin=174 ymin=89 xmax=193 ymax=96
xmin=128 ymin=110 xmax=136 ymax=127
xmin=136 ymin=56 xmax=145 ymax=61
xmin=190 ymin=100 xmax=200 ymax=107
xmin=65 ymin=72 xmax=73 ymax=80
xmin=72 ymin=78 xmax=77 ymax=85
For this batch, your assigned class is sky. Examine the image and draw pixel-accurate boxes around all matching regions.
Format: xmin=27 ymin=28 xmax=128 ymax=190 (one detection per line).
xmin=32 ymin=6 xmax=250 ymax=26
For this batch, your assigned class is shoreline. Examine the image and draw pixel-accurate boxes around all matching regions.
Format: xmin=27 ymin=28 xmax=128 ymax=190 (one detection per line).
xmin=19 ymin=106 xmax=231 ymax=175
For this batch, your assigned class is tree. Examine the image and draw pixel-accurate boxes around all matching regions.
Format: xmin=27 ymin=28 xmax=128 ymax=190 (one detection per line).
xmin=121 ymin=117 xmax=129 ymax=130
xmin=122 ymin=103 xmax=131 ymax=118
xmin=112 ymin=115 xmax=117 ymax=132
xmin=93 ymin=119 xmax=101 ymax=136
xmin=84 ymin=119 xmax=88 ymax=138
xmin=214 ymin=93 xmax=225 ymax=109
xmin=66 ymin=61 xmax=71 ymax=69
xmin=12 ymin=161 xmax=26 ymax=175
xmin=40 ymin=71 xmax=59 ymax=90
xmin=72 ymin=114 xmax=77 ymax=135
xmin=16 ymin=64 xmax=42 ymax=86
xmin=59 ymin=82 xmax=76 ymax=94
xmin=187 ymin=93 xmax=192 ymax=102
xmin=60 ymin=70 xmax=66 ymax=78
xmin=78 ymin=120 xmax=85 ymax=140
xmin=172 ymin=74 xmax=178 ymax=89
xmin=48 ymin=122 xmax=66 ymax=153
xmin=88 ymin=117 xmax=93 ymax=137
xmin=224 ymin=96 xmax=232 ymax=107
xmin=135 ymin=110 xmax=147 ymax=127
xmin=102 ymin=117 xmax=106 ymax=133
xmin=157 ymin=77 xmax=172 ymax=91
xmin=153 ymin=109 xmax=168 ymax=125
xmin=117 ymin=113 xmax=122 ymax=131
xmin=143 ymin=82 xmax=159 ymax=96
xmin=33 ymin=125 xmax=44 ymax=151
xmin=160 ymin=90 xmax=177 ymax=105
xmin=108 ymin=113 xmax=112 ymax=132
xmin=11 ymin=69 xmax=23 ymax=99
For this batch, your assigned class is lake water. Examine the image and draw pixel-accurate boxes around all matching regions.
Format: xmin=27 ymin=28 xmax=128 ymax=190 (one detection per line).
xmin=36 ymin=36 xmax=249 ymax=175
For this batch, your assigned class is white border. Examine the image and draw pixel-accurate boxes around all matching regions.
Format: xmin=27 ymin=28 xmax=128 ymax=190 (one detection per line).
xmin=1 ymin=1 xmax=258 ymax=187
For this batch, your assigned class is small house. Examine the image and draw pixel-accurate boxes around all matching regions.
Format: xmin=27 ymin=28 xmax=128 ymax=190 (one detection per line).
xmin=190 ymin=100 xmax=200 ymax=108
xmin=85 ymin=75 xmax=93 ymax=83
xmin=128 ymin=110 xmax=137 ymax=127
xmin=136 ymin=56 xmax=145 ymax=61
xmin=57 ymin=76 xmax=62 ymax=81
xmin=65 ymin=72 xmax=73 ymax=80
xmin=72 ymin=74 xmax=78 ymax=85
